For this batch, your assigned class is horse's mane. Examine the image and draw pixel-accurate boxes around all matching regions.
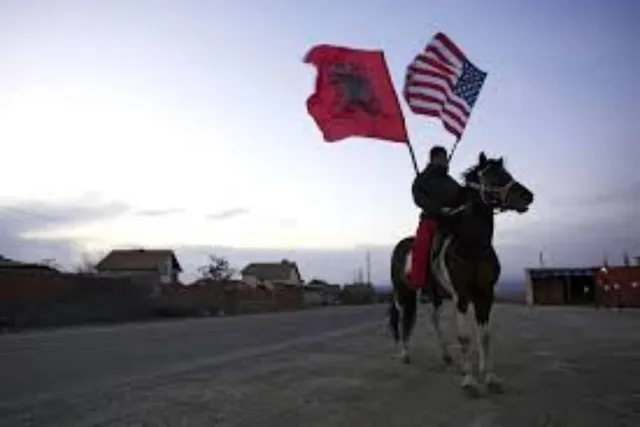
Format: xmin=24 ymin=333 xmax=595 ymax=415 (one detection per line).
xmin=460 ymin=163 xmax=480 ymax=183
xmin=460 ymin=156 xmax=508 ymax=184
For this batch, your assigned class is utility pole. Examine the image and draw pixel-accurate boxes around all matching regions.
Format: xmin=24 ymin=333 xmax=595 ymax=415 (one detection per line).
xmin=366 ymin=250 xmax=371 ymax=285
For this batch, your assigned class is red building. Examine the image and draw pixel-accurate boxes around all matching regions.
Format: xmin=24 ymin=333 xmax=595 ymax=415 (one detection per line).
xmin=595 ymin=266 xmax=640 ymax=308
xmin=525 ymin=267 xmax=599 ymax=306
xmin=525 ymin=265 xmax=640 ymax=308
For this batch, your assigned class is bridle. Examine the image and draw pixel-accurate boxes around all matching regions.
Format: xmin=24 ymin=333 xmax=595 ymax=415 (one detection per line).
xmin=466 ymin=163 xmax=516 ymax=212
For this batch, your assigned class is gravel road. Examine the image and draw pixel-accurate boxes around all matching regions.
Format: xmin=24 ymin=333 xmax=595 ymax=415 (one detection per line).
xmin=1 ymin=304 xmax=639 ymax=426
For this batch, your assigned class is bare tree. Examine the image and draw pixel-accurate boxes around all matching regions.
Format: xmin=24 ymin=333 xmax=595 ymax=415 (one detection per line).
xmin=197 ymin=254 xmax=235 ymax=282
xmin=39 ymin=258 xmax=62 ymax=271
xmin=74 ymin=253 xmax=97 ymax=274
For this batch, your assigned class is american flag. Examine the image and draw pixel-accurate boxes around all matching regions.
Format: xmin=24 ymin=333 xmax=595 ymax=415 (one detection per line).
xmin=403 ymin=32 xmax=487 ymax=140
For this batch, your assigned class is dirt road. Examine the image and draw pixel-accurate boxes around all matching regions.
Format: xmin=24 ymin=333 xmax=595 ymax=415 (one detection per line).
xmin=0 ymin=304 xmax=638 ymax=426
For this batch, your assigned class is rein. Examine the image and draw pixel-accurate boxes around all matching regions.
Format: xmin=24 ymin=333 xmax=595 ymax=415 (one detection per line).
xmin=465 ymin=163 xmax=515 ymax=214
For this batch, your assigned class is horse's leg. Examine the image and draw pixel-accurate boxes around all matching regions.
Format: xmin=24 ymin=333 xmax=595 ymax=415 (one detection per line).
xmin=389 ymin=236 xmax=416 ymax=363
xmin=429 ymin=297 xmax=453 ymax=365
xmin=475 ymin=249 xmax=503 ymax=393
xmin=398 ymin=290 xmax=417 ymax=364
xmin=428 ymin=253 xmax=452 ymax=366
xmin=475 ymin=292 xmax=503 ymax=393
xmin=439 ymin=244 xmax=480 ymax=395
xmin=389 ymin=293 xmax=402 ymax=357
xmin=455 ymin=297 xmax=481 ymax=396
xmin=389 ymin=293 xmax=400 ymax=336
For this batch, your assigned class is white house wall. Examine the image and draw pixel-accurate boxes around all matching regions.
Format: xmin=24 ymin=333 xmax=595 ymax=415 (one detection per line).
xmin=289 ymin=268 xmax=301 ymax=284
xmin=303 ymin=289 xmax=324 ymax=306
xmin=242 ymin=275 xmax=260 ymax=287
xmin=242 ymin=270 xmax=303 ymax=287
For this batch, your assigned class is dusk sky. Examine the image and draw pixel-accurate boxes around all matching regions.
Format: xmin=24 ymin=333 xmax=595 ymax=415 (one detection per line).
xmin=0 ymin=0 xmax=638 ymax=286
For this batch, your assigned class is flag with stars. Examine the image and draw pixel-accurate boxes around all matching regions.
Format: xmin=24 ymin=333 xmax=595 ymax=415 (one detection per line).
xmin=403 ymin=32 xmax=487 ymax=140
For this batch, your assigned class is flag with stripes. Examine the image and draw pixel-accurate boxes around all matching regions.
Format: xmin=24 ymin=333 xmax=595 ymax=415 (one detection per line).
xmin=403 ymin=33 xmax=487 ymax=140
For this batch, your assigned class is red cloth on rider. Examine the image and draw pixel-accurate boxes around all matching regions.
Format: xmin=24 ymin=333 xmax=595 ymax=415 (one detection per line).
xmin=410 ymin=217 xmax=438 ymax=289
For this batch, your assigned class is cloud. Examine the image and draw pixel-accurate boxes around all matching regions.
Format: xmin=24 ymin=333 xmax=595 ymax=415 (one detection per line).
xmin=548 ymin=181 xmax=640 ymax=214
xmin=278 ymin=217 xmax=298 ymax=229
xmin=1 ymin=196 xmax=638 ymax=290
xmin=136 ymin=208 xmax=185 ymax=217
xmin=578 ymin=180 xmax=640 ymax=207
xmin=206 ymin=207 xmax=250 ymax=221
xmin=0 ymin=199 xmax=130 ymax=266
xmin=490 ymin=177 xmax=640 ymax=280
xmin=0 ymin=200 xmax=130 ymax=231
xmin=495 ymin=204 xmax=639 ymax=274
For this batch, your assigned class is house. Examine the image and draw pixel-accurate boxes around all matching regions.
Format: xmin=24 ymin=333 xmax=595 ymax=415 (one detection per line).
xmin=305 ymin=279 xmax=341 ymax=306
xmin=240 ymin=259 xmax=303 ymax=289
xmin=95 ymin=249 xmax=182 ymax=286
xmin=0 ymin=255 xmax=60 ymax=274
xmin=0 ymin=256 xmax=65 ymax=307
xmin=596 ymin=266 xmax=640 ymax=308
xmin=303 ymin=280 xmax=325 ymax=306
xmin=324 ymin=284 xmax=341 ymax=305
xmin=341 ymin=283 xmax=375 ymax=304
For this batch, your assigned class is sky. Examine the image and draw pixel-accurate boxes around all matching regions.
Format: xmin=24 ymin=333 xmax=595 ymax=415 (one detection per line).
xmin=0 ymin=0 xmax=638 ymax=287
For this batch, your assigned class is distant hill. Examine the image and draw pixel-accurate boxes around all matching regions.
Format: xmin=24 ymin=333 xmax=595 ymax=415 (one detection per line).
xmin=496 ymin=278 xmax=524 ymax=292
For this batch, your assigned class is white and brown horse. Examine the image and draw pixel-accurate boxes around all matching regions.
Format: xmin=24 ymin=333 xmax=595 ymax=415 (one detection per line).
xmin=389 ymin=151 xmax=534 ymax=397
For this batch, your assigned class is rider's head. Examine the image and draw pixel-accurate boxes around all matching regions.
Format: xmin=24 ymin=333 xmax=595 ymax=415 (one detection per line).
xmin=429 ymin=145 xmax=448 ymax=167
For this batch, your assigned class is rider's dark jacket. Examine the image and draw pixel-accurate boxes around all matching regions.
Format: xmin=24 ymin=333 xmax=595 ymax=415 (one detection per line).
xmin=412 ymin=163 xmax=462 ymax=220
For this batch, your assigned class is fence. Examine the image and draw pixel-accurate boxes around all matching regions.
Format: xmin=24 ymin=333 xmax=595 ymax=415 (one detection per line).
xmin=0 ymin=270 xmax=154 ymax=330
xmin=0 ymin=271 xmax=312 ymax=332
xmin=156 ymin=281 xmax=304 ymax=316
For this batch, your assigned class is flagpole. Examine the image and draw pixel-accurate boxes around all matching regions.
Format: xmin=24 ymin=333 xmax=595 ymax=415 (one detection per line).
xmin=406 ymin=141 xmax=419 ymax=175
xmin=447 ymin=137 xmax=461 ymax=163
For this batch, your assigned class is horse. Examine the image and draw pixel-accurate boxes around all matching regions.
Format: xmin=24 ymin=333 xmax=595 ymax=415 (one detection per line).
xmin=388 ymin=151 xmax=534 ymax=397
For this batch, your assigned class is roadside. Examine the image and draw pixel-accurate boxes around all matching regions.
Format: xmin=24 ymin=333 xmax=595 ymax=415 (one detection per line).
xmin=1 ymin=304 xmax=639 ymax=426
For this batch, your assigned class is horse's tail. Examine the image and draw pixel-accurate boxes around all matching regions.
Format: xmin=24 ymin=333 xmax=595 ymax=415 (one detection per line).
xmin=389 ymin=236 xmax=418 ymax=341
xmin=390 ymin=236 xmax=415 ymax=292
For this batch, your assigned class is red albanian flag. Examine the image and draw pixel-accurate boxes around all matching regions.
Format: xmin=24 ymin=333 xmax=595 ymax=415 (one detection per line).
xmin=304 ymin=44 xmax=409 ymax=143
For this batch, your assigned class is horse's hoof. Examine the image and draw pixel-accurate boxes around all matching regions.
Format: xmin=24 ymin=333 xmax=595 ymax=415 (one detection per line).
xmin=461 ymin=376 xmax=480 ymax=398
xmin=485 ymin=373 xmax=504 ymax=394
xmin=487 ymin=380 xmax=504 ymax=394
xmin=462 ymin=383 xmax=480 ymax=398
xmin=393 ymin=351 xmax=410 ymax=364
xmin=442 ymin=354 xmax=454 ymax=365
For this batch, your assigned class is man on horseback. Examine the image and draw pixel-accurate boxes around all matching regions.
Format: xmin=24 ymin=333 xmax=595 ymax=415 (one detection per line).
xmin=410 ymin=145 xmax=462 ymax=297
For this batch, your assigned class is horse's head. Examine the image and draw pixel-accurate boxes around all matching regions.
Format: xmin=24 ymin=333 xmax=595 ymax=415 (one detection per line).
xmin=463 ymin=151 xmax=534 ymax=213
